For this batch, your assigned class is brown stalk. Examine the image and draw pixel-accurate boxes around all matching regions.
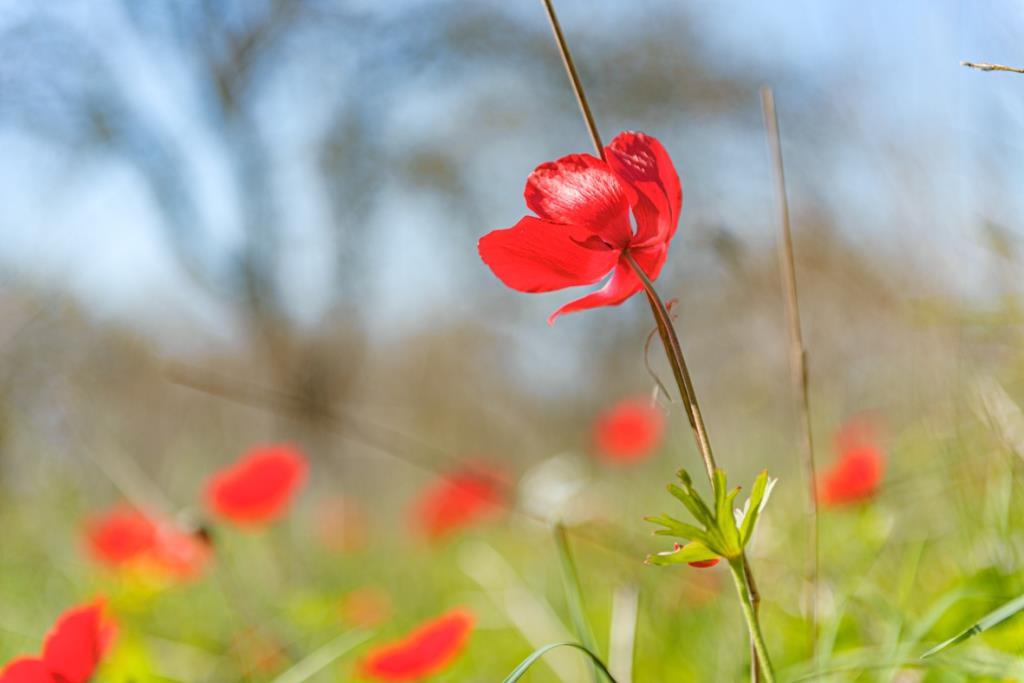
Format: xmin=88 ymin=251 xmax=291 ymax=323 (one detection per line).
xmin=760 ymin=86 xmax=819 ymax=662
xmin=536 ymin=1 xmax=772 ymax=679
xmin=624 ymin=252 xmax=716 ymax=481
xmin=540 ymin=0 xmax=604 ymax=157
xmin=961 ymin=61 xmax=1024 ymax=74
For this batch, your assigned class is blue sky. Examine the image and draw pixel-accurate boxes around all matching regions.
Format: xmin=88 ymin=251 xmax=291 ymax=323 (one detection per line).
xmin=0 ymin=0 xmax=1021 ymax=353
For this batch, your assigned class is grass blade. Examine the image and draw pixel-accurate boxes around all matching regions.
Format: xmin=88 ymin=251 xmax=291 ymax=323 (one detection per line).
xmin=921 ymin=593 xmax=1024 ymax=658
xmin=608 ymin=584 xmax=638 ymax=683
xmin=553 ymin=522 xmax=602 ymax=683
xmin=503 ymin=642 xmax=619 ymax=683
xmin=270 ymin=630 xmax=371 ymax=683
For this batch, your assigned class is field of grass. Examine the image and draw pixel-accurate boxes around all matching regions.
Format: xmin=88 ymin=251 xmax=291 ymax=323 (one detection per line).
xmin=2 ymin=287 xmax=1024 ymax=681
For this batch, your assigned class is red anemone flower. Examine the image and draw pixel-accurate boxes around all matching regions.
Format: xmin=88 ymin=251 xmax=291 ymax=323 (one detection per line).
xmin=411 ymin=464 xmax=507 ymax=540
xmin=205 ymin=444 xmax=308 ymax=526
xmin=84 ymin=505 xmax=210 ymax=580
xmin=358 ymin=609 xmax=474 ymax=681
xmin=478 ymin=131 xmax=681 ymax=324
xmin=819 ymin=419 xmax=884 ymax=506
xmin=593 ymin=397 xmax=665 ymax=463
xmin=0 ymin=600 xmax=116 ymax=683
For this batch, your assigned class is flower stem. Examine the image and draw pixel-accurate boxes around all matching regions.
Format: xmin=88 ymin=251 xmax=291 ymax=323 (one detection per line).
xmin=622 ymin=252 xmax=716 ymax=481
xmin=623 ymin=251 xmax=772 ymax=682
xmin=729 ymin=558 xmax=776 ymax=682
xmin=538 ymin=1 xmax=774 ymax=678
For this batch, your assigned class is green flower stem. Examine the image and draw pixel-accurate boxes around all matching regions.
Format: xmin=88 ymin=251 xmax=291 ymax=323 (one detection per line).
xmin=729 ymin=558 xmax=776 ymax=682
xmin=624 ymin=250 xmax=773 ymax=682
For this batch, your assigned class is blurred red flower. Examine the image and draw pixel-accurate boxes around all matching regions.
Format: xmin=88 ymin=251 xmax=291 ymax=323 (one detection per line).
xmin=0 ymin=600 xmax=116 ymax=683
xmin=412 ymin=464 xmax=507 ymax=540
xmin=85 ymin=505 xmax=210 ymax=580
xmin=358 ymin=609 xmax=474 ymax=681
xmin=205 ymin=444 xmax=308 ymax=526
xmin=593 ymin=398 xmax=665 ymax=463
xmin=819 ymin=419 xmax=885 ymax=506
xmin=478 ymin=131 xmax=681 ymax=324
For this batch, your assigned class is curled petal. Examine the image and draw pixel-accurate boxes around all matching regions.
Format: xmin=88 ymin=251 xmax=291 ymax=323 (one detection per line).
xmin=605 ymin=132 xmax=681 ymax=247
xmin=548 ymin=244 xmax=667 ymax=324
xmin=479 ymin=216 xmax=618 ymax=293
xmin=525 ymin=153 xmax=633 ymax=247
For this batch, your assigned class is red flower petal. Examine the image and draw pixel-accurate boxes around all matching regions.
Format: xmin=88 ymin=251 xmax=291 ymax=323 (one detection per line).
xmin=41 ymin=601 xmax=116 ymax=683
xmin=525 ymin=153 xmax=633 ymax=248
xmin=687 ymin=558 xmax=720 ymax=568
xmin=819 ymin=420 xmax=884 ymax=506
xmin=478 ymin=216 xmax=618 ymax=293
xmin=359 ymin=609 xmax=474 ymax=681
xmin=548 ymin=243 xmax=667 ymax=324
xmin=84 ymin=506 xmax=210 ymax=580
xmin=413 ymin=465 xmax=506 ymax=540
xmin=205 ymin=444 xmax=308 ymax=526
xmin=0 ymin=658 xmax=53 ymax=683
xmin=593 ymin=397 xmax=665 ymax=463
xmin=605 ymin=132 xmax=682 ymax=247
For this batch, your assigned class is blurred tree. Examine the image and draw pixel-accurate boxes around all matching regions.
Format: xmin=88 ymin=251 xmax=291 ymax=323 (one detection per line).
xmin=0 ymin=0 xmax=762 ymax=431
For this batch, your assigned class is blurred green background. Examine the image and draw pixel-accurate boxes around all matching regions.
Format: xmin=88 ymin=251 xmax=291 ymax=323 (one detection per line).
xmin=1 ymin=0 xmax=1024 ymax=680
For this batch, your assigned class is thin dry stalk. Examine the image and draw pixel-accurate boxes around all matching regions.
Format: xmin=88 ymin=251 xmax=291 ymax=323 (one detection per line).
xmin=760 ymin=86 xmax=819 ymax=661
xmin=961 ymin=61 xmax=1024 ymax=74
xmin=540 ymin=0 xmax=604 ymax=156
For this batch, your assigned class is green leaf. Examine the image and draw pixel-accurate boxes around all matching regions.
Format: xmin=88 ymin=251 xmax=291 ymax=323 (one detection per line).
xmin=645 ymin=541 xmax=719 ymax=567
xmin=670 ymin=471 xmax=716 ymax=528
xmin=711 ymin=469 xmax=728 ymax=515
xmin=502 ymin=642 xmax=618 ymax=683
xmin=552 ymin=523 xmax=601 ymax=683
xmin=921 ymin=593 xmax=1024 ymax=658
xmin=643 ymin=514 xmax=713 ymax=545
xmin=713 ymin=471 xmax=741 ymax=555
xmin=739 ymin=470 xmax=770 ymax=546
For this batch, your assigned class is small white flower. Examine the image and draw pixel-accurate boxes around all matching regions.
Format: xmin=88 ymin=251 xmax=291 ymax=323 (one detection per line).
xmin=734 ymin=476 xmax=778 ymax=528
